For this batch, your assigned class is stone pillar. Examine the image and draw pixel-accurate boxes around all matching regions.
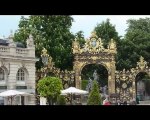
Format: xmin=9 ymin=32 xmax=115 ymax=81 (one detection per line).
xmin=40 ymin=97 xmax=47 ymax=105
xmin=109 ymin=61 xmax=116 ymax=94
xmin=73 ymin=59 xmax=82 ymax=89
xmin=75 ymin=70 xmax=81 ymax=89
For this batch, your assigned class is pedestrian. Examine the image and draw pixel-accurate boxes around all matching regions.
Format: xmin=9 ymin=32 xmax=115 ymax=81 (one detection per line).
xmin=103 ymin=98 xmax=111 ymax=105
xmin=123 ymin=101 xmax=127 ymax=105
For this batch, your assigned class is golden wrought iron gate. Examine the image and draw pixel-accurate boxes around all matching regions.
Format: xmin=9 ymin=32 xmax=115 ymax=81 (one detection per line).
xmin=115 ymin=56 xmax=150 ymax=101
xmin=38 ymin=31 xmax=150 ymax=102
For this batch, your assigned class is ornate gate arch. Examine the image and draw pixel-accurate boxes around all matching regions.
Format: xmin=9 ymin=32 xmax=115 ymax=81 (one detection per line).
xmin=72 ymin=32 xmax=117 ymax=95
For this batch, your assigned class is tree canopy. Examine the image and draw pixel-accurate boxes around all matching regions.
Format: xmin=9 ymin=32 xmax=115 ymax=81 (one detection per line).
xmin=118 ymin=18 xmax=150 ymax=70
xmin=37 ymin=76 xmax=63 ymax=105
xmin=94 ymin=18 xmax=121 ymax=48
xmin=14 ymin=15 xmax=75 ymax=70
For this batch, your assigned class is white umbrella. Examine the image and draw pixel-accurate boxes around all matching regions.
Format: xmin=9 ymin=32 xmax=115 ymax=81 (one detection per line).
xmin=61 ymin=87 xmax=88 ymax=95
xmin=0 ymin=90 xmax=32 ymax=105
xmin=61 ymin=87 xmax=88 ymax=104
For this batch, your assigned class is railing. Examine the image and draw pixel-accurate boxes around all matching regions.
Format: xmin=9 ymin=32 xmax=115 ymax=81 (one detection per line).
xmin=16 ymin=48 xmax=28 ymax=56
xmin=0 ymin=46 xmax=10 ymax=55
xmin=0 ymin=46 xmax=29 ymax=57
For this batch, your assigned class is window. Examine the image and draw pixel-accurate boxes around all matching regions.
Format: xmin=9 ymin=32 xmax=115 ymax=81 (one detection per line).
xmin=17 ymin=69 xmax=25 ymax=81
xmin=0 ymin=97 xmax=4 ymax=105
xmin=16 ymin=86 xmax=27 ymax=89
xmin=0 ymin=86 xmax=7 ymax=89
xmin=0 ymin=68 xmax=4 ymax=80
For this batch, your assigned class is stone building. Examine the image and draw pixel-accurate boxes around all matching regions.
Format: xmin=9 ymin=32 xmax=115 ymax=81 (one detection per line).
xmin=0 ymin=33 xmax=37 ymax=105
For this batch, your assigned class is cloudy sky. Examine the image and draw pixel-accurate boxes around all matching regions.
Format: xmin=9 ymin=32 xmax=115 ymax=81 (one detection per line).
xmin=0 ymin=15 xmax=150 ymax=38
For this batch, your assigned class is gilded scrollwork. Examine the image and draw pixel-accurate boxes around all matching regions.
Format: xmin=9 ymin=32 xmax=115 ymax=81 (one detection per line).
xmin=72 ymin=32 xmax=117 ymax=94
xmin=137 ymin=56 xmax=148 ymax=70
xmin=72 ymin=38 xmax=81 ymax=54
xmin=38 ymin=32 xmax=150 ymax=103
xmin=115 ymin=68 xmax=133 ymax=101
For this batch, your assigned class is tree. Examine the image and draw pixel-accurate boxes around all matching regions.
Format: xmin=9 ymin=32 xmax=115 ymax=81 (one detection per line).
xmin=37 ymin=77 xmax=63 ymax=105
xmin=94 ymin=18 xmax=121 ymax=48
xmin=75 ymin=30 xmax=85 ymax=48
xmin=87 ymin=80 xmax=101 ymax=105
xmin=93 ymin=18 xmax=123 ymax=71
xmin=14 ymin=15 xmax=75 ymax=70
xmin=119 ymin=18 xmax=150 ymax=70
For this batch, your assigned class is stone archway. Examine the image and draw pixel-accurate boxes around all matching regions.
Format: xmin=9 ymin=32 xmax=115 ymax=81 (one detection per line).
xmin=72 ymin=32 xmax=117 ymax=95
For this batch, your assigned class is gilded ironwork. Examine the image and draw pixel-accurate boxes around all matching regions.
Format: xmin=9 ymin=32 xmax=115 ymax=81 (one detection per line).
xmin=72 ymin=38 xmax=81 ymax=54
xmin=137 ymin=56 xmax=148 ymax=70
xmin=72 ymin=31 xmax=117 ymax=54
xmin=115 ymin=69 xmax=133 ymax=101
xmin=38 ymin=32 xmax=150 ymax=103
xmin=38 ymin=48 xmax=75 ymax=89
xmin=73 ymin=31 xmax=117 ymax=95
xmin=115 ymin=56 xmax=150 ymax=102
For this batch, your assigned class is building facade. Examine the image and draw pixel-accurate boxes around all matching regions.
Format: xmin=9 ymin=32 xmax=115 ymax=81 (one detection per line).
xmin=0 ymin=33 xmax=37 ymax=105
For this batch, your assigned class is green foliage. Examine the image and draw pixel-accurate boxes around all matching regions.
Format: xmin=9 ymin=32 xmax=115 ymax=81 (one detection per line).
xmin=81 ymin=64 xmax=108 ymax=87
xmin=94 ymin=18 xmax=123 ymax=71
xmin=57 ymin=95 xmax=66 ymax=105
xmin=37 ymin=77 xmax=63 ymax=104
xmin=75 ymin=31 xmax=85 ymax=48
xmin=87 ymin=80 xmax=101 ymax=105
xmin=94 ymin=18 xmax=121 ymax=48
xmin=14 ymin=15 xmax=75 ymax=70
xmin=118 ymin=18 xmax=150 ymax=70
xmin=82 ymin=80 xmax=88 ymax=90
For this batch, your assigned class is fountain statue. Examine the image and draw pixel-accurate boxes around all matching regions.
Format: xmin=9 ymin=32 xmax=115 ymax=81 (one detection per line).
xmin=86 ymin=77 xmax=93 ymax=92
xmin=93 ymin=70 xmax=99 ymax=82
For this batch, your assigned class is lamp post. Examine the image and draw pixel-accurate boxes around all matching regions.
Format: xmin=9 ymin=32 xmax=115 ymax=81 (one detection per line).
xmin=41 ymin=48 xmax=49 ymax=77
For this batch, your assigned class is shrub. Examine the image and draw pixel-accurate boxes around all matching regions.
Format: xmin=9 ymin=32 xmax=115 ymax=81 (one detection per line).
xmin=57 ymin=95 xmax=66 ymax=105
xmin=82 ymin=80 xmax=88 ymax=90
xmin=87 ymin=80 xmax=101 ymax=105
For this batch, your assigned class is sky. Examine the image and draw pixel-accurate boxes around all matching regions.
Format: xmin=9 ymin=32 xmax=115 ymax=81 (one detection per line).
xmin=0 ymin=15 xmax=150 ymax=39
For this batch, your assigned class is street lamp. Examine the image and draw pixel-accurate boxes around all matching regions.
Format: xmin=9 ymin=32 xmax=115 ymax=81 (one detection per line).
xmin=41 ymin=48 xmax=49 ymax=77
xmin=41 ymin=48 xmax=49 ymax=67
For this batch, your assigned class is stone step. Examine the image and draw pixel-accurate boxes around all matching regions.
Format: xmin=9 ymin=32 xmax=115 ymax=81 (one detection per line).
xmin=139 ymin=101 xmax=150 ymax=104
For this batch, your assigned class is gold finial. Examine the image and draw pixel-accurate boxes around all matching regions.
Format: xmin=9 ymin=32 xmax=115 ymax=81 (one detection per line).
xmin=41 ymin=48 xmax=48 ymax=56
xmin=74 ymin=38 xmax=77 ymax=41
xmin=140 ymin=56 xmax=144 ymax=62
xmin=137 ymin=56 xmax=147 ymax=70
xmin=9 ymin=30 xmax=13 ymax=38
xmin=91 ymin=31 xmax=97 ymax=38
xmin=109 ymin=38 xmax=116 ymax=49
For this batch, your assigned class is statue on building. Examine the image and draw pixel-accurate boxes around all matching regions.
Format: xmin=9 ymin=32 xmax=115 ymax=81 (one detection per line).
xmin=8 ymin=30 xmax=15 ymax=47
xmin=108 ymin=39 xmax=116 ymax=50
xmin=26 ymin=34 xmax=34 ymax=48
